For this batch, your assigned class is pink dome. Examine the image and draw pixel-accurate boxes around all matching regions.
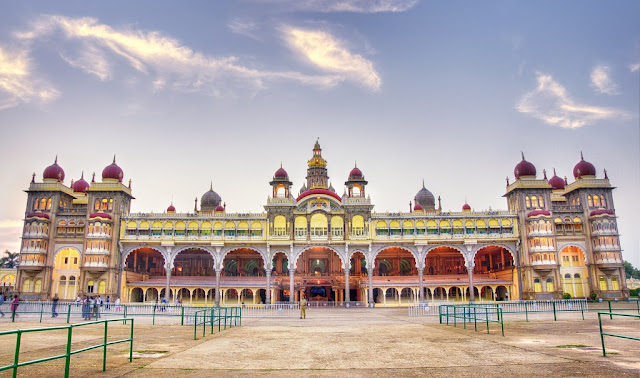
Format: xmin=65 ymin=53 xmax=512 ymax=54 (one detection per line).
xmin=548 ymin=169 xmax=565 ymax=190
xmin=573 ymin=153 xmax=596 ymax=179
xmin=274 ymin=166 xmax=288 ymax=179
xmin=72 ymin=172 xmax=90 ymax=193
xmin=349 ymin=165 xmax=363 ymax=179
xmin=414 ymin=203 xmax=423 ymax=211
xmin=167 ymin=204 xmax=176 ymax=212
xmin=462 ymin=203 xmax=471 ymax=211
xmin=89 ymin=212 xmax=112 ymax=220
xmin=43 ymin=157 xmax=65 ymax=182
xmin=102 ymin=156 xmax=124 ymax=182
xmin=215 ymin=205 xmax=225 ymax=212
xmin=26 ymin=212 xmax=50 ymax=219
xmin=514 ymin=153 xmax=536 ymax=179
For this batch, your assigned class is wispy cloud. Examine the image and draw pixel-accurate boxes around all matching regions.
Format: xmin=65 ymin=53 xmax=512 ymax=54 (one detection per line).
xmin=630 ymin=63 xmax=640 ymax=72
xmin=10 ymin=15 xmax=351 ymax=101
xmin=258 ymin=0 xmax=418 ymax=13
xmin=281 ymin=26 xmax=381 ymax=91
xmin=590 ymin=64 xmax=619 ymax=95
xmin=0 ymin=44 xmax=59 ymax=110
xmin=516 ymin=72 xmax=629 ymax=129
xmin=228 ymin=19 xmax=261 ymax=40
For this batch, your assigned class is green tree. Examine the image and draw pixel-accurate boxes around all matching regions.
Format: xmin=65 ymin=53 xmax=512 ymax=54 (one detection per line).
xmin=0 ymin=250 xmax=19 ymax=268
xmin=623 ymin=261 xmax=640 ymax=279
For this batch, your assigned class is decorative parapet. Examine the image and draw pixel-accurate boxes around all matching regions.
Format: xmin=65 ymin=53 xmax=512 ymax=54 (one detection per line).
xmin=563 ymin=178 xmax=612 ymax=193
xmin=28 ymin=182 xmax=75 ymax=196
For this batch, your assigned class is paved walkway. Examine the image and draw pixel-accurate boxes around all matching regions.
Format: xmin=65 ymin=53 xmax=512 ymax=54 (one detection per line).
xmin=0 ymin=308 xmax=639 ymax=377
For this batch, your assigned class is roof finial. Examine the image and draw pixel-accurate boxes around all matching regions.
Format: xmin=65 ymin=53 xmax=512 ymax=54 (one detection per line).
xmin=280 ymin=162 xmax=283 ymax=168
xmin=564 ymin=176 xmax=568 ymax=185
xmin=438 ymin=196 xmax=442 ymax=211
xmin=171 ymin=194 xmax=174 ymax=206
xmin=354 ymin=161 xmax=357 ymax=168
xmin=128 ymin=178 xmax=132 ymax=188
xmin=91 ymin=172 xmax=95 ymax=183
xmin=422 ymin=179 xmax=425 ymax=189
xmin=553 ymin=168 xmax=557 ymax=176
xmin=409 ymin=201 xmax=412 ymax=213
xmin=194 ymin=197 xmax=198 ymax=212
xmin=80 ymin=171 xmax=84 ymax=180
xmin=580 ymin=151 xmax=584 ymax=160
xmin=210 ymin=181 xmax=213 ymax=191
xmin=31 ymin=172 xmax=35 ymax=183
xmin=113 ymin=155 xmax=116 ymax=164
xmin=506 ymin=176 xmax=509 ymax=186
xmin=604 ymin=168 xmax=608 ymax=179
xmin=54 ymin=155 xmax=58 ymax=164
xmin=543 ymin=169 xmax=547 ymax=179
xmin=521 ymin=151 xmax=525 ymax=160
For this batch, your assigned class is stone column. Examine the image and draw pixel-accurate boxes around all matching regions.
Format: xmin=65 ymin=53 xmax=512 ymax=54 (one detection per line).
xmin=467 ymin=264 xmax=475 ymax=302
xmin=165 ymin=269 xmax=171 ymax=302
xmin=368 ymin=270 xmax=374 ymax=307
xmin=418 ymin=268 xmax=424 ymax=302
xmin=289 ymin=268 xmax=295 ymax=303
xmin=345 ymin=268 xmax=350 ymax=304
xmin=265 ymin=269 xmax=272 ymax=305
xmin=215 ymin=269 xmax=221 ymax=306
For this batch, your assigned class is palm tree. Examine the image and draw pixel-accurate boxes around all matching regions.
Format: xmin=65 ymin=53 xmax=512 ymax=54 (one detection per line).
xmin=0 ymin=251 xmax=19 ymax=268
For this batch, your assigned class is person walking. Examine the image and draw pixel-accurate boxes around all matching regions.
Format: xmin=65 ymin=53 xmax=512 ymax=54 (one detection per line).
xmin=115 ymin=296 xmax=121 ymax=312
xmin=0 ymin=293 xmax=5 ymax=317
xmin=10 ymin=295 xmax=19 ymax=320
xmin=51 ymin=294 xmax=59 ymax=317
xmin=82 ymin=296 xmax=89 ymax=320
xmin=300 ymin=294 xmax=308 ymax=319
xmin=106 ymin=296 xmax=110 ymax=310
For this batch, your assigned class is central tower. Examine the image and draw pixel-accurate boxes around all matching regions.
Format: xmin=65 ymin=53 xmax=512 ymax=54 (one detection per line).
xmin=306 ymin=139 xmax=329 ymax=189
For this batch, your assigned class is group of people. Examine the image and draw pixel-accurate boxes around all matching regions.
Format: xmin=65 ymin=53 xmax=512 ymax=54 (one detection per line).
xmin=0 ymin=294 xmax=20 ymax=318
xmin=77 ymin=295 xmax=120 ymax=320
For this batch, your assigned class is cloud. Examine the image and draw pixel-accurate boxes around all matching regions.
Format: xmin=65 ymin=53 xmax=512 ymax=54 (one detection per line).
xmin=590 ymin=65 xmax=619 ymax=95
xmin=228 ymin=19 xmax=261 ymax=40
xmin=11 ymin=15 xmax=350 ymax=100
xmin=0 ymin=44 xmax=59 ymax=110
xmin=630 ymin=63 xmax=640 ymax=72
xmin=281 ymin=26 xmax=381 ymax=91
xmin=256 ymin=0 xmax=418 ymax=13
xmin=516 ymin=72 xmax=629 ymax=129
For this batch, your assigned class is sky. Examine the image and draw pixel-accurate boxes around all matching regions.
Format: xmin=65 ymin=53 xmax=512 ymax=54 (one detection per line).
xmin=0 ymin=1 xmax=639 ymax=267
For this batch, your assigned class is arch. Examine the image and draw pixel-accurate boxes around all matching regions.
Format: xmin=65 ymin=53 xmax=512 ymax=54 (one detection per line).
xmin=172 ymin=247 xmax=216 ymax=276
xmin=220 ymin=246 xmax=266 ymax=270
xmin=471 ymin=244 xmax=517 ymax=262
xmin=273 ymin=215 xmax=287 ymax=235
xmin=124 ymin=246 xmax=168 ymax=275
xmin=352 ymin=215 xmax=365 ymax=236
xmin=331 ymin=216 xmax=344 ymax=229
xmin=424 ymin=246 xmax=467 ymax=275
xmin=292 ymin=245 xmax=345 ymax=270
xmin=172 ymin=245 xmax=217 ymax=266
xmin=122 ymin=245 xmax=167 ymax=269
xmin=372 ymin=245 xmax=420 ymax=267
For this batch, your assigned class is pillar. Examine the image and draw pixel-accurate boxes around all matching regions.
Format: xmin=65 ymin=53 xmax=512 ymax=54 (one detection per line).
xmin=215 ymin=269 xmax=221 ymax=306
xmin=265 ymin=269 xmax=271 ymax=305
xmin=468 ymin=264 xmax=475 ymax=302
xmin=345 ymin=268 xmax=350 ymax=304
xmin=289 ymin=268 xmax=295 ymax=303
xmin=368 ymin=270 xmax=374 ymax=307
xmin=165 ymin=269 xmax=171 ymax=302
xmin=418 ymin=268 xmax=424 ymax=302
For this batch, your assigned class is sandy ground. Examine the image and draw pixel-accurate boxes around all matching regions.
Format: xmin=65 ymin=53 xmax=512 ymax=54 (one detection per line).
xmin=0 ymin=306 xmax=638 ymax=377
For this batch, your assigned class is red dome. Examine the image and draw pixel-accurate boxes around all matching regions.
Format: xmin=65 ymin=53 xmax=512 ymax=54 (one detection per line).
xmin=414 ymin=203 xmax=423 ymax=211
xmin=590 ymin=209 xmax=614 ymax=217
xmin=72 ymin=173 xmax=90 ymax=193
xmin=102 ymin=156 xmax=124 ymax=182
xmin=548 ymin=169 xmax=565 ymax=190
xmin=349 ymin=166 xmax=363 ymax=179
xmin=514 ymin=153 xmax=536 ymax=179
xmin=89 ymin=212 xmax=112 ymax=220
xmin=573 ymin=153 xmax=596 ymax=179
xmin=43 ymin=157 xmax=65 ymax=182
xmin=26 ymin=212 xmax=50 ymax=219
xmin=215 ymin=205 xmax=225 ymax=212
xmin=296 ymin=188 xmax=343 ymax=202
xmin=462 ymin=203 xmax=471 ymax=211
xmin=527 ymin=210 xmax=551 ymax=217
xmin=167 ymin=204 xmax=176 ymax=212
xmin=274 ymin=166 xmax=288 ymax=179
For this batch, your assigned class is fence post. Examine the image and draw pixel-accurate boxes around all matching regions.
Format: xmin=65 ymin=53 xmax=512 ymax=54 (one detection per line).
xmin=40 ymin=302 xmax=44 ymax=323
xmin=66 ymin=304 xmax=71 ymax=324
xmin=65 ymin=326 xmax=73 ymax=377
xmin=193 ymin=311 xmax=197 ymax=340
xmin=463 ymin=306 xmax=467 ymax=330
xmin=473 ymin=306 xmax=477 ymax=332
xmin=181 ymin=306 xmax=184 ymax=326
xmin=218 ymin=308 xmax=221 ymax=332
xmin=129 ymin=319 xmax=134 ymax=362
xmin=637 ymin=300 xmax=639 ymax=316
xmin=439 ymin=305 xmax=442 ymax=324
xmin=239 ymin=307 xmax=242 ymax=327
xmin=152 ymin=304 xmax=156 ymax=326
xmin=453 ymin=307 xmax=457 ymax=328
xmin=500 ymin=308 xmax=504 ymax=337
xmin=608 ymin=301 xmax=612 ymax=319
xmin=103 ymin=321 xmax=108 ymax=372
xmin=598 ymin=312 xmax=606 ymax=357
xmin=580 ymin=301 xmax=584 ymax=320
xmin=123 ymin=305 xmax=127 ymax=319
xmin=13 ymin=331 xmax=22 ymax=377
xmin=525 ymin=301 xmax=529 ymax=322
xmin=485 ymin=307 xmax=489 ymax=334
xmin=552 ymin=302 xmax=557 ymax=321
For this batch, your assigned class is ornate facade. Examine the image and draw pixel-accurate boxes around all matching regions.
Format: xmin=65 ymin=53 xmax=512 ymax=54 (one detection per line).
xmin=16 ymin=143 xmax=629 ymax=305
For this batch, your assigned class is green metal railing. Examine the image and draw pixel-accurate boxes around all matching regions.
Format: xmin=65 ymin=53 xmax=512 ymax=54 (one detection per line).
xmin=598 ymin=312 xmax=640 ymax=357
xmin=0 ymin=318 xmax=134 ymax=378
xmin=439 ymin=304 xmax=504 ymax=336
xmin=193 ymin=307 xmax=241 ymax=340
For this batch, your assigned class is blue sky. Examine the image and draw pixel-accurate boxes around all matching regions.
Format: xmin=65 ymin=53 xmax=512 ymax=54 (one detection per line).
xmin=1 ymin=1 xmax=639 ymax=267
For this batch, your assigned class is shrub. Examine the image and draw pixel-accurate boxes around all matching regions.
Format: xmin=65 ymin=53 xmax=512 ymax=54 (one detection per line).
xmin=590 ymin=291 xmax=598 ymax=301
xmin=562 ymin=293 xmax=572 ymax=299
xmin=629 ymin=288 xmax=639 ymax=297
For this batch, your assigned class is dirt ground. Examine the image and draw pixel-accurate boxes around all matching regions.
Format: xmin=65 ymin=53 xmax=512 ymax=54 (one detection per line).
xmin=0 ymin=306 xmax=638 ymax=377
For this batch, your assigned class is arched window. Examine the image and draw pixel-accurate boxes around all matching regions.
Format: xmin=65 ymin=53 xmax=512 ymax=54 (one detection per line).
xmin=98 ymin=280 xmax=106 ymax=294
xmin=94 ymin=199 xmax=100 ymax=210
xmin=573 ymin=273 xmax=581 ymax=279
xmin=22 ymin=278 xmax=32 ymax=292
xmin=101 ymin=198 xmax=108 ymax=210
xmin=546 ymin=277 xmax=554 ymax=292
xmin=108 ymin=198 xmax=114 ymax=210
xmin=531 ymin=196 xmax=538 ymax=208
xmin=593 ymin=195 xmax=601 ymax=207
xmin=273 ymin=216 xmax=287 ymax=236
xmin=600 ymin=195 xmax=607 ymax=208
xmin=564 ymin=273 xmax=571 ymax=278
xmin=599 ymin=276 xmax=607 ymax=291
xmin=352 ymin=215 xmax=365 ymax=236
xmin=46 ymin=198 xmax=52 ymax=210
xmin=611 ymin=277 xmax=620 ymax=290
xmin=87 ymin=280 xmax=95 ymax=293
xmin=587 ymin=195 xmax=593 ymax=207
xmin=34 ymin=279 xmax=42 ymax=292
xmin=34 ymin=198 xmax=39 ymax=210
xmin=539 ymin=196 xmax=545 ymax=208
xmin=533 ymin=278 xmax=542 ymax=292
xmin=525 ymin=196 xmax=531 ymax=208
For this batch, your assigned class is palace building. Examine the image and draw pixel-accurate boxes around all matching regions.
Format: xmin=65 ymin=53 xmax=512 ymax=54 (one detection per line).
xmin=16 ymin=141 xmax=629 ymax=305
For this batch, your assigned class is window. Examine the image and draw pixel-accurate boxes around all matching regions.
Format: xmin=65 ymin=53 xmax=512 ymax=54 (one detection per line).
xmin=531 ymin=196 xmax=538 ymax=208
xmin=599 ymin=276 xmax=607 ymax=291
xmin=87 ymin=280 xmax=95 ymax=293
xmin=46 ymin=198 xmax=52 ymax=210
xmin=533 ymin=278 xmax=542 ymax=292
xmin=101 ymin=199 xmax=108 ymax=210
xmin=593 ymin=195 xmax=601 ymax=207
xmin=525 ymin=196 xmax=531 ymax=208
xmin=94 ymin=199 xmax=100 ymax=210
xmin=34 ymin=198 xmax=39 ymax=210
xmin=611 ymin=277 xmax=620 ymax=290
xmin=601 ymin=195 xmax=607 ymax=208
xmin=108 ymin=198 xmax=114 ymax=210
xmin=588 ymin=195 xmax=593 ymax=207
xmin=546 ymin=278 xmax=554 ymax=292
